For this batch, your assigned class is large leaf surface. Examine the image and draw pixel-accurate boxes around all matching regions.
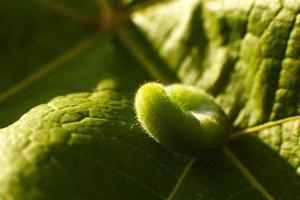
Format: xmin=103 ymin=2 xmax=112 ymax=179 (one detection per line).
xmin=0 ymin=0 xmax=299 ymax=199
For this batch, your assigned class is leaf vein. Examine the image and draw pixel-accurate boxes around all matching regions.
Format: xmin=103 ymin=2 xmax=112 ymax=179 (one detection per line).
xmin=33 ymin=0 xmax=98 ymax=27
xmin=75 ymin=151 xmax=165 ymax=199
xmin=165 ymin=158 xmax=195 ymax=200
xmin=231 ymin=115 xmax=300 ymax=139
xmin=0 ymin=34 xmax=99 ymax=103
xmin=224 ymin=148 xmax=274 ymax=200
xmin=114 ymin=27 xmax=171 ymax=83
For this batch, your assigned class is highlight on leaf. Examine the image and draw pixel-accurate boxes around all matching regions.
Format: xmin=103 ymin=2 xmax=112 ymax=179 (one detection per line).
xmin=134 ymin=82 xmax=231 ymax=157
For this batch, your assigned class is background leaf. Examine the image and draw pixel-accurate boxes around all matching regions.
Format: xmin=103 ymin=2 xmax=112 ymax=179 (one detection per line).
xmin=0 ymin=0 xmax=299 ymax=199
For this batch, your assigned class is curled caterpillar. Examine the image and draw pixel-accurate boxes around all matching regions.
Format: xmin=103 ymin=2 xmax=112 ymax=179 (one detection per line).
xmin=134 ymin=83 xmax=230 ymax=157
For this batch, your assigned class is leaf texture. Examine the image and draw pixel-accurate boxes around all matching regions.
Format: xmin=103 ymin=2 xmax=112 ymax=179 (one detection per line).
xmin=0 ymin=0 xmax=300 ymax=199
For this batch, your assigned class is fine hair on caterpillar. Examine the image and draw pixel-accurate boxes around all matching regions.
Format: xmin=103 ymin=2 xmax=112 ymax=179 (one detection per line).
xmin=134 ymin=82 xmax=230 ymax=157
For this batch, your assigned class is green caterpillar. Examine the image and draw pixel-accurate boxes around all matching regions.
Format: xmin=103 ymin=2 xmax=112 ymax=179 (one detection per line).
xmin=135 ymin=83 xmax=230 ymax=157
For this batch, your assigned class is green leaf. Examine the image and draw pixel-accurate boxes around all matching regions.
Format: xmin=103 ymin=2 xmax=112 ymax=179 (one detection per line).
xmin=0 ymin=0 xmax=299 ymax=199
